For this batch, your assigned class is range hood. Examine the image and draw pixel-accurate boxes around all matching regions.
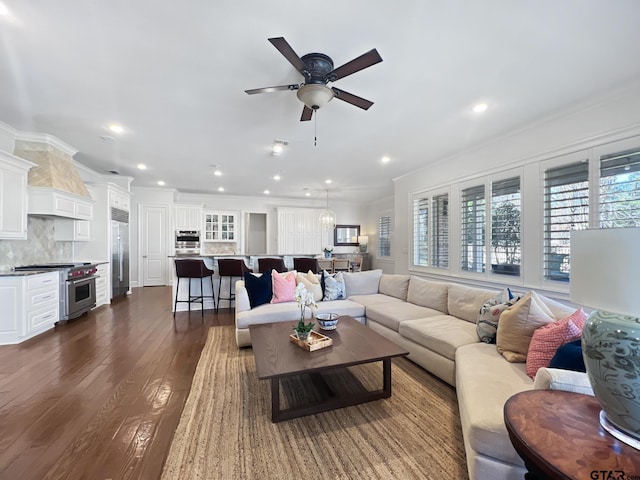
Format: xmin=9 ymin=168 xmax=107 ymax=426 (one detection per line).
xmin=14 ymin=132 xmax=94 ymax=220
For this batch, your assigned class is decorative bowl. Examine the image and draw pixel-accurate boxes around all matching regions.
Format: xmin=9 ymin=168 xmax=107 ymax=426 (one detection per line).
xmin=316 ymin=313 xmax=339 ymax=330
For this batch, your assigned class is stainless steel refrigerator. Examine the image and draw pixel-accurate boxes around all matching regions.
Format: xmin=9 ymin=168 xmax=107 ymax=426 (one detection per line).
xmin=111 ymin=208 xmax=130 ymax=298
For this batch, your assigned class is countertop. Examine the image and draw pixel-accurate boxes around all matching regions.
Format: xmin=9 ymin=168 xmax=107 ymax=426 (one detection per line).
xmin=0 ymin=270 xmax=54 ymax=277
xmin=168 ymin=254 xmax=319 ymax=258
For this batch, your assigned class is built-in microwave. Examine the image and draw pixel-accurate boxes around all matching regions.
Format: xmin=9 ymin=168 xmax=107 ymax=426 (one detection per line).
xmin=175 ymin=230 xmax=200 ymax=254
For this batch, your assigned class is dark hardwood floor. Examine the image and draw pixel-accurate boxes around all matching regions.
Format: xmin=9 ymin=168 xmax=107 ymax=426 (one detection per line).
xmin=0 ymin=286 xmax=233 ymax=480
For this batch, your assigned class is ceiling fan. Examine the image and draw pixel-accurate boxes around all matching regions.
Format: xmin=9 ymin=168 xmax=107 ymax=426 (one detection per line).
xmin=245 ymin=37 xmax=383 ymax=121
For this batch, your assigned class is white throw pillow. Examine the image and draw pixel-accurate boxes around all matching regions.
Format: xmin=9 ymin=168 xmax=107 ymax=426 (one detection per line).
xmin=342 ymin=269 xmax=382 ymax=297
xmin=295 ymin=270 xmax=323 ymax=302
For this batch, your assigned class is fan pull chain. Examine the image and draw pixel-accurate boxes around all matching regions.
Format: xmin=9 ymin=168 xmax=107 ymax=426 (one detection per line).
xmin=314 ymin=111 xmax=317 ymax=147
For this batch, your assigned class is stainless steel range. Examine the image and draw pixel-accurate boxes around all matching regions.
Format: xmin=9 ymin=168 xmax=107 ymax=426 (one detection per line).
xmin=14 ymin=263 xmax=98 ymax=323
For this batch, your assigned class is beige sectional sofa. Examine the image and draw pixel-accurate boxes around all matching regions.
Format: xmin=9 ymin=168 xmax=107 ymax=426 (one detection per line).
xmin=234 ymin=270 xmax=590 ymax=480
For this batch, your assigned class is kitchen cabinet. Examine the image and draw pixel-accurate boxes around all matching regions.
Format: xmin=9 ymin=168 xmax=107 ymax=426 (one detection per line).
xmin=0 ymin=271 xmax=59 ymax=345
xmin=277 ymin=208 xmax=324 ymax=254
xmin=109 ymin=187 xmax=130 ymax=212
xmin=28 ymin=186 xmax=94 ymax=220
xmin=175 ymin=204 xmax=203 ymax=231
xmin=95 ymin=263 xmax=110 ymax=308
xmin=0 ymin=151 xmax=35 ymax=239
xmin=203 ymin=211 xmax=236 ymax=241
xmin=54 ymin=219 xmax=91 ymax=241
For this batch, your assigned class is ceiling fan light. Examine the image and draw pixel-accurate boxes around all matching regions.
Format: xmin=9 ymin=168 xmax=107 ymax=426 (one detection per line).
xmin=297 ymin=84 xmax=334 ymax=109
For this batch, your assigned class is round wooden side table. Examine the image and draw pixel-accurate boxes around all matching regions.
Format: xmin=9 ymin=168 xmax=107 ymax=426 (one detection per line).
xmin=504 ymin=390 xmax=640 ymax=480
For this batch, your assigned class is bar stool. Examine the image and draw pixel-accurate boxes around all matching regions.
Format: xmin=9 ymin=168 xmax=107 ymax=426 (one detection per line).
xmin=293 ymin=257 xmax=320 ymax=274
xmin=257 ymin=257 xmax=288 ymax=273
xmin=174 ymin=259 xmax=216 ymax=317
xmin=217 ymin=258 xmax=252 ymax=312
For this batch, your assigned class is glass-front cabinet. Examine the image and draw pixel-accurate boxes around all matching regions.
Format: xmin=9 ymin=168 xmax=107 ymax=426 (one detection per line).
xmin=204 ymin=211 xmax=236 ymax=241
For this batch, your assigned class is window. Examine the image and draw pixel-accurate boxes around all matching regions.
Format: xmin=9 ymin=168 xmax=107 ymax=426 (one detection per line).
xmin=543 ymin=161 xmax=589 ymax=282
xmin=413 ymin=197 xmax=429 ymax=266
xmin=412 ymin=192 xmax=449 ymax=269
xmin=490 ymin=177 xmax=521 ymax=276
xmin=378 ymin=215 xmax=391 ymax=257
xmin=461 ymin=185 xmax=485 ymax=272
xmin=599 ymin=147 xmax=640 ymax=228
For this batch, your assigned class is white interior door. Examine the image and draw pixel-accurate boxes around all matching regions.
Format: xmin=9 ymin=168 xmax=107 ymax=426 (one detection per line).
xmin=141 ymin=205 xmax=167 ymax=286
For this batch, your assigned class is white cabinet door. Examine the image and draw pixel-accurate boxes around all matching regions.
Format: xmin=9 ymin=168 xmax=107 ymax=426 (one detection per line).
xmin=54 ymin=219 xmax=91 ymax=241
xmin=175 ymin=204 xmax=202 ymax=231
xmin=203 ymin=211 xmax=236 ymax=241
xmin=0 ymin=153 xmax=32 ymax=239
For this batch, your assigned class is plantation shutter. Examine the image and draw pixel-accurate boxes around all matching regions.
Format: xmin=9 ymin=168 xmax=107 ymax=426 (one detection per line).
xmin=413 ymin=197 xmax=429 ymax=266
xmin=543 ymin=161 xmax=589 ymax=281
xmin=461 ymin=185 xmax=485 ymax=272
xmin=431 ymin=194 xmax=449 ymax=268
xmin=378 ymin=215 xmax=391 ymax=257
xmin=490 ymin=177 xmax=521 ymax=276
xmin=599 ymin=147 xmax=640 ymax=228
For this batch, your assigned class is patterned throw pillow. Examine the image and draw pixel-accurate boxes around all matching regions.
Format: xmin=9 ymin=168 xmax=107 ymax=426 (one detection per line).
xmin=476 ymin=290 xmax=518 ymax=344
xmin=322 ymin=271 xmax=346 ymax=301
xmin=526 ymin=308 xmax=587 ymax=378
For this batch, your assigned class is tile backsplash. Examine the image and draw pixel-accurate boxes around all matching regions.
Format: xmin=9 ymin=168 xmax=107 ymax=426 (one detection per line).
xmin=0 ymin=216 xmax=72 ymax=270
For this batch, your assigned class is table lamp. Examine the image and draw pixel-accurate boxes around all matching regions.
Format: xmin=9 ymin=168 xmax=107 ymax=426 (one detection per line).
xmin=358 ymin=235 xmax=369 ymax=253
xmin=570 ymin=227 xmax=640 ymax=449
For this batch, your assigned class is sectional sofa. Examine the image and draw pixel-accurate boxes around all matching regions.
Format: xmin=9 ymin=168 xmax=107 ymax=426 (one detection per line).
xmin=234 ymin=269 xmax=592 ymax=480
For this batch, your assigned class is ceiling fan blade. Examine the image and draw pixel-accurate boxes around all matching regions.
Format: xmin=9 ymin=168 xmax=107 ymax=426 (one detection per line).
xmin=331 ymin=88 xmax=374 ymax=110
xmin=300 ymin=106 xmax=313 ymax=122
xmin=245 ymin=84 xmax=299 ymax=95
xmin=327 ymin=49 xmax=382 ymax=81
xmin=268 ymin=37 xmax=307 ymax=74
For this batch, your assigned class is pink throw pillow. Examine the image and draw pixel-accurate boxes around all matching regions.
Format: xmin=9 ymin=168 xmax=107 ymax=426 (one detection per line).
xmin=270 ymin=270 xmax=296 ymax=304
xmin=526 ymin=308 xmax=587 ymax=378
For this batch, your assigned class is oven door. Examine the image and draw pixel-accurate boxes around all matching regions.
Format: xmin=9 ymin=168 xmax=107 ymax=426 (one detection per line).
xmin=66 ymin=276 xmax=97 ymax=319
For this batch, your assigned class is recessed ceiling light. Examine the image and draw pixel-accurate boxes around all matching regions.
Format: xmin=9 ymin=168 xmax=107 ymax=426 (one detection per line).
xmin=472 ymin=103 xmax=488 ymax=113
xmin=264 ymin=190 xmax=270 ymax=195
xmin=218 ymin=187 xmax=224 ymax=192
xmin=325 ymin=179 xmax=332 ymax=184
xmin=0 ymin=3 xmax=10 ymax=16
xmin=273 ymin=175 xmax=281 ymax=181
xmin=381 ymin=156 xmax=391 ymax=164
xmin=305 ymin=192 xmax=311 ymax=197
xmin=108 ymin=123 xmax=124 ymax=133
xmin=214 ymin=170 xmax=222 ymax=176
xmin=157 ymin=180 xmax=165 ymax=186
xmin=137 ymin=163 xmax=147 ymax=170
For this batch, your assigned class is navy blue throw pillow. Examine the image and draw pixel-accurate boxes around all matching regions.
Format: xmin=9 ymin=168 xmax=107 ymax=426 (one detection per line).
xmin=243 ymin=271 xmax=272 ymax=308
xmin=549 ymin=339 xmax=586 ymax=373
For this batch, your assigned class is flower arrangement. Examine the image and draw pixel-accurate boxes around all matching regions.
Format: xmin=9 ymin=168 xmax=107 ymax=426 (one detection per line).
xmin=323 ymin=245 xmax=333 ymax=258
xmin=293 ymin=283 xmax=316 ymax=340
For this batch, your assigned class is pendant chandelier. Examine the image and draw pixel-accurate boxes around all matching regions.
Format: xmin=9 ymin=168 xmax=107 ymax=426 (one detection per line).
xmin=319 ymin=190 xmax=336 ymax=231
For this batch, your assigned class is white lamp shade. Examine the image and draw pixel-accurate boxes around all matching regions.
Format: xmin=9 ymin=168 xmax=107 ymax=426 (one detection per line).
xmin=357 ymin=235 xmax=369 ymax=245
xmin=570 ymin=228 xmax=640 ymax=317
xmin=296 ymin=84 xmax=334 ymax=109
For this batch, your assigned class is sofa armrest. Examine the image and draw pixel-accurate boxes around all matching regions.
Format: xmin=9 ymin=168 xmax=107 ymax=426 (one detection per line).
xmin=533 ymin=367 xmax=594 ymax=396
xmin=235 ymin=280 xmax=252 ymax=314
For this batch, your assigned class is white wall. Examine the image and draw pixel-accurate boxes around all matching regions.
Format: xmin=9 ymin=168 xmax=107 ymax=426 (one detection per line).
xmin=392 ymin=80 xmax=640 ymax=294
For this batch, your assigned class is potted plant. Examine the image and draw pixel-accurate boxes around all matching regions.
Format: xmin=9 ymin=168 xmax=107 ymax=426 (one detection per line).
xmin=293 ymin=283 xmax=316 ymax=341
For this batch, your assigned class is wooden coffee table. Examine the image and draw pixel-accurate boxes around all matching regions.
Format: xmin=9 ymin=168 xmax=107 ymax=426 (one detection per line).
xmin=249 ymin=316 xmax=409 ymax=423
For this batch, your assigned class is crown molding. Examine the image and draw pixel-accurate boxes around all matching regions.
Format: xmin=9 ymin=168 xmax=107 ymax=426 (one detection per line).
xmin=14 ymin=131 xmax=78 ymax=157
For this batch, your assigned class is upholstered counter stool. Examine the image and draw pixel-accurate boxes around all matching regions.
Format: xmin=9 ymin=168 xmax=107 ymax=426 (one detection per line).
xmin=257 ymin=257 xmax=287 ymax=273
xmin=293 ymin=257 xmax=320 ymax=274
xmin=217 ymin=258 xmax=252 ymax=312
xmin=173 ymin=259 xmax=216 ymax=318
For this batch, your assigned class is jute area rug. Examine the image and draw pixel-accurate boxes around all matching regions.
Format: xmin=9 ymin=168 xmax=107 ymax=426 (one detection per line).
xmin=161 ymin=326 xmax=468 ymax=480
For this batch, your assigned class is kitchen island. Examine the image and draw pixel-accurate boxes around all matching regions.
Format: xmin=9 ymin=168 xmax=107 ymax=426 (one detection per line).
xmin=169 ymin=254 xmax=317 ymax=312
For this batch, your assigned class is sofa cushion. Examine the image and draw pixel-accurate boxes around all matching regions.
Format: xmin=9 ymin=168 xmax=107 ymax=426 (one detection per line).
xmin=296 ymin=270 xmax=323 ymax=302
xmin=236 ymin=302 xmax=303 ymax=329
xmin=313 ymin=299 xmax=365 ymax=319
xmin=447 ymin=284 xmax=499 ymax=323
xmin=322 ymin=271 xmax=346 ymax=301
xmin=243 ymin=271 xmax=273 ymax=308
xmin=526 ymin=308 xmax=586 ymax=378
xmin=366 ymin=302 xmax=442 ymax=332
xmin=348 ymin=293 xmax=404 ymax=309
xmin=399 ymin=316 xmax=479 ymax=361
xmin=379 ymin=274 xmax=410 ymax=300
xmin=455 ymin=342 xmax=533 ymax=466
xmin=271 ymin=270 xmax=296 ymax=304
xmin=407 ymin=276 xmax=449 ymax=313
xmin=342 ymin=269 xmax=382 ymax=297
xmin=497 ymin=291 xmax=556 ymax=363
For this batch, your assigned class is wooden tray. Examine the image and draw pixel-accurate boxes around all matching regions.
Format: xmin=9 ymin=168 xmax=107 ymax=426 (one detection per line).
xmin=289 ymin=330 xmax=333 ymax=351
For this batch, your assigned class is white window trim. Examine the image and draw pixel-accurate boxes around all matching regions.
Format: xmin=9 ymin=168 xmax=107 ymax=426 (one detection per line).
xmin=409 ymin=187 xmax=451 ymax=274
